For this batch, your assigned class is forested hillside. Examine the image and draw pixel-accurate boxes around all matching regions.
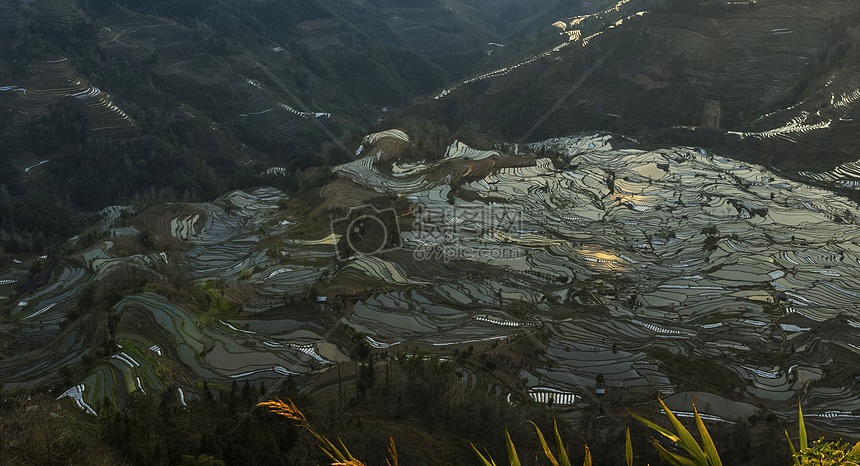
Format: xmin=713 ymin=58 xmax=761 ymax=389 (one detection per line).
xmin=0 ymin=0 xmax=621 ymax=254
xmin=4 ymin=2 xmax=860 ymax=465
xmin=406 ymin=0 xmax=860 ymax=176
xmin=4 ymin=0 xmax=860 ymax=254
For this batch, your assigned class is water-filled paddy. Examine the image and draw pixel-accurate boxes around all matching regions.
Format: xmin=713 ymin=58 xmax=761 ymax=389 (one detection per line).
xmin=3 ymin=132 xmax=860 ymax=434
xmin=329 ymin=132 xmax=860 ymax=433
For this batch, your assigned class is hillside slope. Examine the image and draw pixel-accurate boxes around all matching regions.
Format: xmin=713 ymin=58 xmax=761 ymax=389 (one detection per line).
xmin=408 ymin=0 xmax=860 ymax=174
xmin=1 ymin=0 xmax=608 ymax=253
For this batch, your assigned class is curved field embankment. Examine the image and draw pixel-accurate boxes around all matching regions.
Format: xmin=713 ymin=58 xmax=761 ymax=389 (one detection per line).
xmin=322 ymin=133 xmax=860 ymax=433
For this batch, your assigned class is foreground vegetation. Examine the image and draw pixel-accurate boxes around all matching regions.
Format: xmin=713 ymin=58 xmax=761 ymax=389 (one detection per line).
xmin=2 ymin=345 xmax=848 ymax=466
xmin=258 ymin=397 xmax=860 ymax=466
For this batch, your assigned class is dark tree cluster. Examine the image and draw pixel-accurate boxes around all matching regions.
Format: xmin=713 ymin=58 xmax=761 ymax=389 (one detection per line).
xmin=96 ymin=380 xmax=303 ymax=466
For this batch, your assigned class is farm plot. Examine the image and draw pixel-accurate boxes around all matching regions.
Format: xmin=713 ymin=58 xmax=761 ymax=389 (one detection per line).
xmin=11 ymin=265 xmax=90 ymax=343
xmin=114 ymin=292 xmax=326 ymax=382
xmin=1 ymin=186 xmax=340 ymax=412
xmin=0 ymin=329 xmax=89 ymax=390
xmin=9 ymin=124 xmax=860 ymax=431
xmin=10 ymin=58 xmax=138 ymax=139
xmin=323 ymin=132 xmax=860 ymax=432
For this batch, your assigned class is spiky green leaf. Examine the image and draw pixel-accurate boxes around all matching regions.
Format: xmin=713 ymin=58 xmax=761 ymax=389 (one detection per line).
xmin=583 ymin=444 xmax=592 ymax=466
xmin=553 ymin=420 xmax=572 ymax=466
xmin=505 ymin=430 xmax=521 ymax=466
xmin=527 ymin=421 xmax=559 ymax=466
xmin=692 ymin=402 xmax=722 ymax=466
xmin=632 ymin=413 xmax=681 ymax=443
xmin=798 ymin=403 xmax=808 ymax=452
xmin=626 ymin=427 xmax=633 ymax=466
xmin=657 ymin=398 xmax=707 ymax=463
xmin=652 ymin=439 xmax=699 ymax=466
xmin=785 ymin=430 xmax=800 ymax=466
xmin=471 ymin=443 xmax=497 ymax=466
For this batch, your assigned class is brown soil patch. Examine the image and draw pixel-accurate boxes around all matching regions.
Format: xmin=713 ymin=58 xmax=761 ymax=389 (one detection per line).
xmin=130 ymin=202 xmax=208 ymax=242
xmin=224 ymin=283 xmax=259 ymax=307
xmin=443 ymin=154 xmax=537 ymax=186
xmin=320 ymin=179 xmax=383 ymax=210
xmin=635 ymin=72 xmax=671 ymax=90
xmin=372 ymin=137 xmax=411 ymax=162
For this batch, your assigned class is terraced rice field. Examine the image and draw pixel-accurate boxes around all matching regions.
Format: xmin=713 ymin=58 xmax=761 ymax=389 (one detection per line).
xmin=3 ymin=131 xmax=860 ymax=434
xmin=32 ymin=0 xmax=85 ymax=21
xmin=0 ymin=186 xmax=331 ymax=407
xmin=728 ymin=64 xmax=860 ymax=148
xmin=92 ymin=6 xmax=331 ymax=158
xmin=325 ymin=132 xmax=860 ymax=434
xmin=113 ymin=292 xmax=324 ymax=381
xmin=9 ymin=58 xmax=139 ymax=140
xmin=434 ymin=0 xmax=646 ymax=100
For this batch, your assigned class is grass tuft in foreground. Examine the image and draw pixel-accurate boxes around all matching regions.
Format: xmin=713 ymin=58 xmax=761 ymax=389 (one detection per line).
xmin=261 ymin=396 xmax=860 ymax=465
xmin=259 ymin=398 xmax=396 ymax=466
xmin=786 ymin=403 xmax=860 ymax=466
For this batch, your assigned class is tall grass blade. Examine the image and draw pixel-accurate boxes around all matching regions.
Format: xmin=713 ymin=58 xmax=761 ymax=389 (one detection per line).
xmin=785 ymin=430 xmax=800 ymax=466
xmin=798 ymin=403 xmax=808 ymax=451
xmin=553 ymin=419 xmax=572 ymax=466
xmin=316 ymin=443 xmax=340 ymax=463
xmin=311 ymin=431 xmax=345 ymax=462
xmin=652 ymin=439 xmax=698 ymax=466
xmin=257 ymin=398 xmax=307 ymax=423
xmin=526 ymin=421 xmax=559 ymax=466
xmin=386 ymin=437 xmax=398 ymax=466
xmin=657 ymin=398 xmax=707 ymax=463
xmin=631 ymin=413 xmax=681 ymax=443
xmin=505 ymin=430 xmax=522 ymax=466
xmin=692 ymin=402 xmax=722 ymax=466
xmin=582 ymin=444 xmax=592 ymax=466
xmin=471 ymin=443 xmax=497 ymax=466
xmin=338 ymin=438 xmax=356 ymax=461
xmin=626 ymin=427 xmax=633 ymax=466
xmin=261 ymin=398 xmax=362 ymax=464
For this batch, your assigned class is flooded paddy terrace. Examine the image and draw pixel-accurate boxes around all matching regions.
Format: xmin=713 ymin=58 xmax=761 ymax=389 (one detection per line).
xmin=328 ymin=131 xmax=860 ymax=434
xmin=0 ymin=187 xmax=333 ymax=410
xmin=2 ymin=131 xmax=860 ymax=435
